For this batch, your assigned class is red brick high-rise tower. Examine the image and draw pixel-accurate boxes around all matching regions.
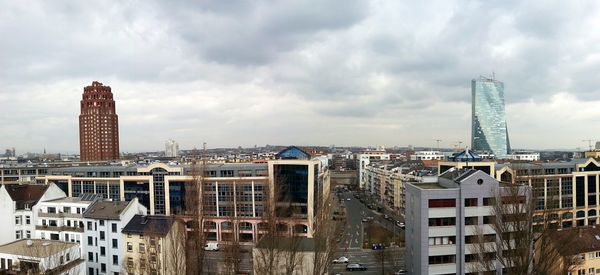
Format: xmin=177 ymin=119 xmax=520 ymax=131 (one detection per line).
xmin=79 ymin=81 xmax=120 ymax=161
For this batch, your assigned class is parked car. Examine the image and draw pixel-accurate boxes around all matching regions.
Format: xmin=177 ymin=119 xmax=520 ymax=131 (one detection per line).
xmin=396 ymin=221 xmax=405 ymax=227
xmin=204 ymin=243 xmax=219 ymax=251
xmin=346 ymin=263 xmax=367 ymax=271
xmin=394 ymin=269 xmax=408 ymax=274
xmin=361 ymin=218 xmax=368 ymax=222
xmin=371 ymin=243 xmax=385 ymax=250
xmin=333 ymin=256 xmax=349 ymax=263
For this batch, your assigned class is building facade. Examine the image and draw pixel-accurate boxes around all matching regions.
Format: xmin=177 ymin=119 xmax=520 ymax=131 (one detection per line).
xmin=165 ymin=139 xmax=179 ymax=158
xmin=79 ymin=81 xmax=120 ymax=161
xmin=405 ymin=169 xmax=529 ymax=274
xmin=0 ymin=239 xmax=84 ymax=275
xmin=471 ymin=76 xmax=510 ymax=159
xmin=83 ymin=198 xmax=147 ymax=275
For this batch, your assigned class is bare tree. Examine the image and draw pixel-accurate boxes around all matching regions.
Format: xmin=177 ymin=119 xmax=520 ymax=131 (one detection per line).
xmin=310 ymin=195 xmax=343 ymax=275
xmin=165 ymin=219 xmax=187 ymax=274
xmin=223 ymin=214 xmax=241 ymax=275
xmin=184 ymin=149 xmax=207 ymax=275
xmin=253 ymin=185 xmax=284 ymax=275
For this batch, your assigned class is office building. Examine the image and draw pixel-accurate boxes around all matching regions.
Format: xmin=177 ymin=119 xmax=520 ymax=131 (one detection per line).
xmin=404 ymin=168 xmax=530 ymax=274
xmin=83 ymin=198 xmax=147 ymax=275
xmin=165 ymin=139 xmax=179 ymax=158
xmin=471 ymin=76 xmax=511 ymax=159
xmin=79 ymin=81 xmax=120 ymax=161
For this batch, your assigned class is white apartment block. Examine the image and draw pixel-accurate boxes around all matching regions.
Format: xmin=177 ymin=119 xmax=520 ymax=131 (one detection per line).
xmin=410 ymin=151 xmax=446 ymax=161
xmin=357 ymin=150 xmax=390 ymax=189
xmin=0 ymin=239 xmax=85 ymax=274
xmin=507 ymin=151 xmax=540 ymax=161
xmin=83 ymin=198 xmax=147 ymax=275
xmin=165 ymin=139 xmax=179 ymax=158
xmin=0 ymin=183 xmax=66 ymax=246
xmin=404 ymin=168 xmax=530 ymax=274
xmin=36 ymin=194 xmax=102 ymax=246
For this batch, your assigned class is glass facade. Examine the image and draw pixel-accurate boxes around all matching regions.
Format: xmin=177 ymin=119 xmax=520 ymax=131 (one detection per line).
xmin=471 ymin=77 xmax=511 ymax=158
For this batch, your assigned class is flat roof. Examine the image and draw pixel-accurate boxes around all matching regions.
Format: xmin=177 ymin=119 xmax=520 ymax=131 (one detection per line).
xmin=83 ymin=201 xmax=131 ymax=220
xmin=0 ymin=239 xmax=77 ymax=258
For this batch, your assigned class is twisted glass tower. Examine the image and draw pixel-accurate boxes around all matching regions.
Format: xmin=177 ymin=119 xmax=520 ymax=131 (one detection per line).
xmin=471 ymin=77 xmax=510 ymax=159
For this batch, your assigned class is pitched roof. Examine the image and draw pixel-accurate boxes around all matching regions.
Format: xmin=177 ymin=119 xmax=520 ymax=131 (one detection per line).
xmin=0 ymin=239 xmax=77 ymax=258
xmin=550 ymin=226 xmax=600 ymax=255
xmin=275 ymin=146 xmax=311 ymax=160
xmin=83 ymin=200 xmax=131 ymax=220
xmin=121 ymin=215 xmax=176 ymax=237
xmin=2 ymin=184 xmax=49 ymax=209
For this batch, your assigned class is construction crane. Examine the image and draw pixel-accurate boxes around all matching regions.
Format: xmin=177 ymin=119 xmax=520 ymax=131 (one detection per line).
xmin=582 ymin=140 xmax=593 ymax=151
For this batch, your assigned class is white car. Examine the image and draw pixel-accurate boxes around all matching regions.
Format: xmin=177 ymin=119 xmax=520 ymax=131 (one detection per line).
xmin=346 ymin=198 xmax=351 ymax=201
xmin=333 ymin=256 xmax=349 ymax=263
xmin=204 ymin=243 xmax=219 ymax=251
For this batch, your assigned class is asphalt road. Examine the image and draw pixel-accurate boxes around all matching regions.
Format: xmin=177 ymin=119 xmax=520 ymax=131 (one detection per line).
xmin=330 ymin=247 xmax=405 ymax=275
xmin=203 ymin=250 xmax=253 ymax=274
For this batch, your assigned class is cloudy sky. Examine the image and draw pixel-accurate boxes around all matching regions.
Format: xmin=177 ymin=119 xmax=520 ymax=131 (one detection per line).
xmin=1 ymin=0 xmax=600 ymax=153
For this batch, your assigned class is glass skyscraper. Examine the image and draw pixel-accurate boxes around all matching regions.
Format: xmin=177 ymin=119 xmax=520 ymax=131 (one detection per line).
xmin=471 ymin=76 xmax=511 ymax=159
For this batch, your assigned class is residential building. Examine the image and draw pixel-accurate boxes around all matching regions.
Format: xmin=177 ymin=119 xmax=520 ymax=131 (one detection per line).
xmin=410 ymin=151 xmax=446 ymax=161
xmin=0 ymin=183 xmax=66 ymax=245
xmin=404 ymin=168 xmax=530 ymax=274
xmin=471 ymin=76 xmax=511 ymax=159
xmin=535 ymin=226 xmax=600 ymax=275
xmin=357 ymin=149 xmax=390 ymax=189
xmin=122 ymin=215 xmax=185 ymax=275
xmin=165 ymin=139 xmax=179 ymax=158
xmin=79 ymin=81 xmax=120 ymax=161
xmin=507 ymin=151 xmax=540 ymax=161
xmin=83 ymin=198 xmax=147 ymax=275
xmin=36 ymin=194 xmax=102 ymax=245
xmin=0 ymin=239 xmax=85 ymax=274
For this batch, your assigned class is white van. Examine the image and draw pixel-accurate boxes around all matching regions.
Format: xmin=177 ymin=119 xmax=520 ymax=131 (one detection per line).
xmin=204 ymin=243 xmax=219 ymax=251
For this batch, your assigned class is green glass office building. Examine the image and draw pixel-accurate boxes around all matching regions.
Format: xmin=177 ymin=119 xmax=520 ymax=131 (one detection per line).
xmin=471 ymin=77 xmax=511 ymax=159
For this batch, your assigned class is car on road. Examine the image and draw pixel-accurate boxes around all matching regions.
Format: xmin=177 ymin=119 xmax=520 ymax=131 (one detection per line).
xmin=396 ymin=221 xmax=405 ymax=227
xmin=333 ymin=256 xmax=349 ymax=263
xmin=204 ymin=243 xmax=219 ymax=251
xmin=372 ymin=243 xmax=385 ymax=250
xmin=361 ymin=218 xmax=368 ymax=222
xmin=346 ymin=263 xmax=367 ymax=271
xmin=394 ymin=269 xmax=408 ymax=275
xmin=346 ymin=198 xmax=351 ymax=201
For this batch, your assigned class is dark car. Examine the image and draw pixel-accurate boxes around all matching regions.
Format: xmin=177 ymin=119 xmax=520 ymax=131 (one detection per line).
xmin=372 ymin=243 xmax=385 ymax=250
xmin=346 ymin=263 xmax=367 ymax=271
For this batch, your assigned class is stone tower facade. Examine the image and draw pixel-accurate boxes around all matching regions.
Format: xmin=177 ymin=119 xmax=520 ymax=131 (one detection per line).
xmin=79 ymin=81 xmax=120 ymax=161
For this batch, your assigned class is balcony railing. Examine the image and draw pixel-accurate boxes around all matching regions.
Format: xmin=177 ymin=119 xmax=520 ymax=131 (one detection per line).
xmin=35 ymin=225 xmax=84 ymax=233
xmin=38 ymin=212 xmax=82 ymax=219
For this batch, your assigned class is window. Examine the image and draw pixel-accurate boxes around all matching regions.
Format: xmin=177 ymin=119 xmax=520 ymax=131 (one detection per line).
xmin=47 ymin=207 xmax=56 ymax=214
xmin=87 ymin=221 xmax=93 ymax=231
xmin=101 ymin=263 xmax=106 ymax=273
xmin=429 ymin=218 xmax=456 ymax=226
xmin=15 ymin=231 xmax=22 ymax=239
xmin=99 ymin=220 xmax=105 ymax=226
xmin=464 ymin=198 xmax=478 ymax=207
xmin=429 ymin=199 xmax=456 ymax=208
xmin=26 ymin=230 xmax=31 ymax=239
xmin=139 ymin=243 xmax=146 ymax=253
xmin=429 ymin=255 xmax=456 ymax=264
xmin=25 ymin=216 xmax=30 ymax=225
xmin=100 ymin=247 xmax=105 ymax=256
xmin=483 ymin=197 xmax=496 ymax=206
xmin=100 ymin=231 xmax=105 ymax=240
xmin=140 ymin=258 xmax=146 ymax=269
xmin=112 ymin=239 xmax=118 ymax=248
xmin=483 ymin=216 xmax=496 ymax=224
xmin=428 ymin=236 xmax=456 ymax=245
xmin=15 ymin=216 xmax=21 ymax=225
xmin=111 ymin=223 xmax=117 ymax=233
xmin=465 ymin=217 xmax=478 ymax=225
xmin=88 ymin=236 xmax=93 ymax=246
xmin=88 ymin=252 xmax=94 ymax=262
xmin=112 ymin=255 xmax=118 ymax=265
xmin=127 ymin=257 xmax=133 ymax=268
xmin=127 ymin=242 xmax=133 ymax=252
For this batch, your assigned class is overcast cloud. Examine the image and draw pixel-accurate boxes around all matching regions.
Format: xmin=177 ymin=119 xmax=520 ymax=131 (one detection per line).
xmin=1 ymin=0 xmax=600 ymax=153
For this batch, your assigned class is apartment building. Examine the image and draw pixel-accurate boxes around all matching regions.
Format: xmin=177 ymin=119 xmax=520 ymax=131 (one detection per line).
xmin=83 ymin=198 xmax=147 ymax=275
xmin=0 ymin=239 xmax=85 ymax=274
xmin=404 ymin=168 xmax=530 ymax=274
xmin=36 ymin=194 xmax=102 ymax=245
xmin=357 ymin=149 xmax=390 ymax=189
xmin=0 ymin=183 xmax=66 ymax=245
xmin=122 ymin=215 xmax=185 ymax=275
xmin=410 ymin=151 xmax=446 ymax=161
xmin=0 ymin=165 xmax=49 ymax=184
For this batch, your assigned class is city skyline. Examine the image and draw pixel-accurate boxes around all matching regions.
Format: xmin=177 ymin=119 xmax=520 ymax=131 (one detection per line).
xmin=2 ymin=1 xmax=600 ymax=152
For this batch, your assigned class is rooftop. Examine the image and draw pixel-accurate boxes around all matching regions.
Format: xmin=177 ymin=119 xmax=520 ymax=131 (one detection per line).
xmin=45 ymin=194 xmax=102 ymax=204
xmin=550 ymin=226 xmax=600 ymax=255
xmin=2 ymin=184 xmax=49 ymax=209
xmin=83 ymin=200 xmax=131 ymax=220
xmin=122 ymin=215 xmax=176 ymax=237
xmin=0 ymin=239 xmax=77 ymax=258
